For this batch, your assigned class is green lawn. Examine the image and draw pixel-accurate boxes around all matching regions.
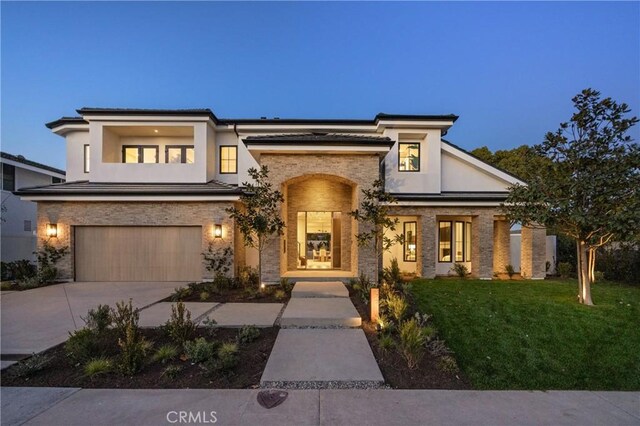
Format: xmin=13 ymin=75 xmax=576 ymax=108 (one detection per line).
xmin=411 ymin=279 xmax=640 ymax=390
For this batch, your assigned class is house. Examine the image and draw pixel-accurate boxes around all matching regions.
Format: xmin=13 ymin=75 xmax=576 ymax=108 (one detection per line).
xmin=15 ymin=108 xmax=547 ymax=283
xmin=1 ymin=152 xmax=66 ymax=262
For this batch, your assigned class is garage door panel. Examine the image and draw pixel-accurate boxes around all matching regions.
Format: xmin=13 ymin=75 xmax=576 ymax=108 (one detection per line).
xmin=75 ymin=226 xmax=202 ymax=282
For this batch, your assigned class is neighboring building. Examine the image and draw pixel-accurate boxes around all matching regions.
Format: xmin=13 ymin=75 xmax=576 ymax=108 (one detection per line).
xmin=1 ymin=152 xmax=65 ymax=262
xmin=16 ymin=108 xmax=547 ymax=282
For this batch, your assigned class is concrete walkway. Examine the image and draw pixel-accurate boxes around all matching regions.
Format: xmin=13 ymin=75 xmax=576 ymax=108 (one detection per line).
xmin=2 ymin=387 xmax=638 ymax=426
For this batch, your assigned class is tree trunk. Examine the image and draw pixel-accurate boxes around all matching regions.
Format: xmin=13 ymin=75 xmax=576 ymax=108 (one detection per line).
xmin=577 ymin=240 xmax=594 ymax=305
xmin=589 ymin=248 xmax=596 ymax=283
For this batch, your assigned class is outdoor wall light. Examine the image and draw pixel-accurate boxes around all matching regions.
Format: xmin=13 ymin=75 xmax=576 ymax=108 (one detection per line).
xmin=46 ymin=223 xmax=58 ymax=238
xmin=214 ymin=224 xmax=222 ymax=238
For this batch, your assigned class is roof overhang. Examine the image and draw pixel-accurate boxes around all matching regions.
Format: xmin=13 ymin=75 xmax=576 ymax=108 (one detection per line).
xmin=17 ymin=195 xmax=240 ymax=202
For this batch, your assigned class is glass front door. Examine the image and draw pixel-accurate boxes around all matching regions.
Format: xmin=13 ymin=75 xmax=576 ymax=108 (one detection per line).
xmin=297 ymin=211 xmax=341 ymax=269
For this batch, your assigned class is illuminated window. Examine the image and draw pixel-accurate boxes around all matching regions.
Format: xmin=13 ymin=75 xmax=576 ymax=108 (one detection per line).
xmin=438 ymin=221 xmax=452 ymax=262
xmin=122 ymin=146 xmax=159 ymax=164
xmin=398 ymin=142 xmax=420 ymax=171
xmin=465 ymin=222 xmax=472 ymax=262
xmin=83 ymin=144 xmax=90 ymax=173
xmin=165 ymin=146 xmax=195 ymax=164
xmin=455 ymin=222 xmax=464 ymax=262
xmin=403 ymin=221 xmax=417 ymax=262
xmin=220 ymin=146 xmax=237 ymax=174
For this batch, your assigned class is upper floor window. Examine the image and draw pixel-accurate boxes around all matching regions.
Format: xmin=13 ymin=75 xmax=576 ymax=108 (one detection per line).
xmin=122 ymin=146 xmax=159 ymax=164
xmin=84 ymin=144 xmax=90 ymax=173
xmin=220 ymin=146 xmax=237 ymax=174
xmin=166 ymin=146 xmax=194 ymax=164
xmin=52 ymin=177 xmax=64 ymax=184
xmin=398 ymin=142 xmax=420 ymax=172
xmin=403 ymin=221 xmax=417 ymax=262
xmin=2 ymin=163 xmax=15 ymax=191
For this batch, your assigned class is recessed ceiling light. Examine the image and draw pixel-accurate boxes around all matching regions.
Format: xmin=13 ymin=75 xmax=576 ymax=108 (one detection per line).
xmin=154 ymin=129 xmax=159 ymax=133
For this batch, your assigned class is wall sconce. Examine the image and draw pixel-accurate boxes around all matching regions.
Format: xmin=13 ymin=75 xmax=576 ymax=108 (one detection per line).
xmin=46 ymin=223 xmax=58 ymax=238
xmin=213 ymin=224 xmax=222 ymax=239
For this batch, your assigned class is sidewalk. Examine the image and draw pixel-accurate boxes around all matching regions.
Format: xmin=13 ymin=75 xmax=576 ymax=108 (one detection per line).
xmin=2 ymin=387 xmax=638 ymax=426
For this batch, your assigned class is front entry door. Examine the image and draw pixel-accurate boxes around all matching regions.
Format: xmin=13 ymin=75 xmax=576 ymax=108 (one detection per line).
xmin=296 ymin=211 xmax=341 ymax=269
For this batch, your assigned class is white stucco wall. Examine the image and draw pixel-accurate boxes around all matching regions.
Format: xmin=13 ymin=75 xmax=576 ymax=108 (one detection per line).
xmin=65 ymin=130 xmax=90 ymax=182
xmin=382 ymin=216 xmax=419 ymax=274
xmin=441 ymin=151 xmax=512 ymax=192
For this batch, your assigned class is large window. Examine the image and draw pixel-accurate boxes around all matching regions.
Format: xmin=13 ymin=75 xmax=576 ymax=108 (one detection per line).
xmin=2 ymin=163 xmax=15 ymax=191
xmin=220 ymin=146 xmax=237 ymax=174
xmin=398 ymin=142 xmax=420 ymax=172
xmin=84 ymin=144 xmax=90 ymax=173
xmin=455 ymin=222 xmax=464 ymax=262
xmin=165 ymin=146 xmax=194 ymax=164
xmin=403 ymin=221 xmax=417 ymax=262
xmin=465 ymin=222 xmax=472 ymax=262
xmin=122 ymin=146 xmax=159 ymax=164
xmin=438 ymin=221 xmax=452 ymax=262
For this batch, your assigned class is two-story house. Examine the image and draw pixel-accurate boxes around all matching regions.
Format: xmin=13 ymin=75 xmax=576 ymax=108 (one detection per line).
xmin=16 ymin=108 xmax=547 ymax=283
xmin=2 ymin=152 xmax=65 ymax=262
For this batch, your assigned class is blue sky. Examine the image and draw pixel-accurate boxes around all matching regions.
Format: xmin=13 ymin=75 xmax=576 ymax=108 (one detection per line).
xmin=2 ymin=1 xmax=639 ymax=170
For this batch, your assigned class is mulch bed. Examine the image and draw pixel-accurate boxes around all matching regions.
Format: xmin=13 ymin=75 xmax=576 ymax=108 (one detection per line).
xmin=348 ymin=285 xmax=472 ymax=390
xmin=1 ymin=280 xmax=66 ymax=292
xmin=1 ymin=328 xmax=278 ymax=389
xmin=178 ymin=287 xmax=288 ymax=304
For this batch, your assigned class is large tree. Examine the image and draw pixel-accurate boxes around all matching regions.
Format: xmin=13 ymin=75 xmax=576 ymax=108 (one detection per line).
xmin=470 ymin=144 xmax=551 ymax=183
xmin=227 ymin=166 xmax=285 ymax=287
xmin=503 ymin=89 xmax=639 ymax=305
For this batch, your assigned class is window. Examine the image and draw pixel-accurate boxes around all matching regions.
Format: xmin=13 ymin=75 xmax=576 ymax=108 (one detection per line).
xmin=438 ymin=221 xmax=452 ymax=262
xmin=220 ymin=146 xmax=237 ymax=174
xmin=24 ymin=220 xmax=32 ymax=232
xmin=403 ymin=221 xmax=417 ymax=262
xmin=122 ymin=146 xmax=159 ymax=164
xmin=398 ymin=142 xmax=420 ymax=171
xmin=2 ymin=163 xmax=15 ymax=191
xmin=52 ymin=177 xmax=64 ymax=184
xmin=455 ymin=222 xmax=464 ymax=262
xmin=165 ymin=145 xmax=195 ymax=164
xmin=465 ymin=222 xmax=472 ymax=262
xmin=83 ymin=144 xmax=90 ymax=173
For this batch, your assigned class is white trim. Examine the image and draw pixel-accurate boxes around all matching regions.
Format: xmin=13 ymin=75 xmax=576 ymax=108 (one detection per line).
xmin=18 ymin=195 xmax=240 ymax=202
xmin=1 ymin=158 xmax=65 ymax=179
xmin=441 ymin=142 xmax=526 ymax=186
xmin=393 ymin=201 xmax=503 ymax=207
xmin=80 ymin=115 xmax=213 ymax=124
xmin=246 ymin=144 xmax=391 ymax=153
xmin=50 ymin=124 xmax=89 ymax=135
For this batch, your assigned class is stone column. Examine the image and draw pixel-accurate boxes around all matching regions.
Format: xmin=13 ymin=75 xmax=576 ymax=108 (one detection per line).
xmin=471 ymin=213 xmax=494 ymax=279
xmin=420 ymin=214 xmax=436 ymax=278
xmin=493 ymin=219 xmax=511 ymax=275
xmin=521 ymin=225 xmax=546 ymax=279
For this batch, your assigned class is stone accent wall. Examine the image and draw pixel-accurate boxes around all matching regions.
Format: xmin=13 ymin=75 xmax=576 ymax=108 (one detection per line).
xmin=36 ymin=201 xmax=237 ymax=281
xmin=471 ymin=212 xmax=494 ymax=279
xmin=521 ymin=225 xmax=547 ymax=279
xmin=493 ymin=219 xmax=511 ymax=274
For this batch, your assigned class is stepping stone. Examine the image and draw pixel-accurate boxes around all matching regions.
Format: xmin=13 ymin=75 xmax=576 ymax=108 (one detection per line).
xmin=205 ymin=303 xmax=284 ymax=328
xmin=281 ymin=298 xmax=361 ymax=328
xmin=138 ymin=302 xmax=218 ymax=328
xmin=291 ymin=281 xmax=349 ymax=298
xmin=261 ymin=329 xmax=384 ymax=388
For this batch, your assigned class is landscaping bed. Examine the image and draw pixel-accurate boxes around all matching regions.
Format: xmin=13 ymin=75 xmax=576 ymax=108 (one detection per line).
xmin=165 ymin=280 xmax=292 ymax=304
xmin=1 ymin=327 xmax=278 ymax=389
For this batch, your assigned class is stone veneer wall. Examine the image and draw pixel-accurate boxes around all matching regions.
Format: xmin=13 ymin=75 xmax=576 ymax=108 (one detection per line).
xmin=259 ymin=153 xmax=381 ymax=282
xmin=493 ymin=219 xmax=511 ymax=274
xmin=520 ymin=225 xmax=547 ymax=279
xmin=36 ymin=201 xmax=238 ymax=281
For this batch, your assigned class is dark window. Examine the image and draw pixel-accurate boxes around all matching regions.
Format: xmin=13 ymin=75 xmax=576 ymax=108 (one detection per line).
xmin=403 ymin=221 xmax=417 ymax=262
xmin=220 ymin=146 xmax=237 ymax=174
xmin=84 ymin=144 xmax=90 ymax=173
xmin=398 ymin=142 xmax=420 ymax=172
xmin=165 ymin=145 xmax=195 ymax=164
xmin=24 ymin=220 xmax=32 ymax=232
xmin=52 ymin=177 xmax=64 ymax=184
xmin=438 ymin=221 xmax=452 ymax=262
xmin=122 ymin=146 xmax=159 ymax=163
xmin=2 ymin=163 xmax=15 ymax=191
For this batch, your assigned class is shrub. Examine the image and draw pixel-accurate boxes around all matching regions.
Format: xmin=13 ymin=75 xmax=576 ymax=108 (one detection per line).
xmin=279 ymin=277 xmax=293 ymax=293
xmin=170 ymin=286 xmax=192 ymax=302
xmin=596 ymin=243 xmax=640 ymax=285
xmin=379 ymin=334 xmax=395 ymax=353
xmin=117 ymin=320 xmax=148 ymax=375
xmin=1 ymin=281 xmax=13 ymax=291
xmin=200 ymin=291 xmax=210 ymax=301
xmin=2 ymin=260 xmax=37 ymax=281
xmin=594 ymin=271 xmax=605 ymax=282
xmin=152 ymin=344 xmax=179 ymax=364
xmin=451 ymin=263 xmax=469 ymax=278
xmin=376 ymin=314 xmax=393 ymax=333
xmin=111 ymin=299 xmax=139 ymax=337
xmin=274 ymin=289 xmax=287 ymax=301
xmin=216 ymin=342 xmax=239 ymax=371
xmin=11 ymin=353 xmax=52 ymax=378
xmin=385 ymin=293 xmax=408 ymax=323
xmin=428 ymin=339 xmax=452 ymax=357
xmin=236 ymin=266 xmax=259 ymax=289
xmin=505 ymin=264 xmax=516 ymax=279
xmin=201 ymin=316 xmax=218 ymax=338
xmin=438 ymin=355 xmax=460 ymax=374
xmin=164 ymin=302 xmax=196 ymax=347
xmin=65 ymin=327 xmax=115 ymax=364
xmin=399 ymin=318 xmax=428 ymax=369
xmin=202 ymin=244 xmax=233 ymax=276
xmin=413 ymin=312 xmax=432 ymax=327
xmin=237 ymin=325 xmax=260 ymax=344
xmin=17 ymin=276 xmax=41 ymax=289
xmin=184 ymin=338 xmax=218 ymax=363
xmin=82 ymin=305 xmax=112 ymax=334
xmin=383 ymin=258 xmax=403 ymax=290
xmin=557 ymin=262 xmax=573 ymax=278
xmin=162 ymin=365 xmax=182 ymax=380
xmin=84 ymin=357 xmax=112 ymax=377
xmin=35 ymin=240 xmax=69 ymax=283
xmin=353 ymin=272 xmax=376 ymax=305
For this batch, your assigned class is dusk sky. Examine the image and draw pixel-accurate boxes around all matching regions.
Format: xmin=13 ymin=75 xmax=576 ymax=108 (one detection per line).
xmin=2 ymin=1 xmax=639 ymax=171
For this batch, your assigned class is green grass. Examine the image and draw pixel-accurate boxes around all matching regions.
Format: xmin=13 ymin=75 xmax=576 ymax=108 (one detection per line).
xmin=412 ymin=279 xmax=640 ymax=390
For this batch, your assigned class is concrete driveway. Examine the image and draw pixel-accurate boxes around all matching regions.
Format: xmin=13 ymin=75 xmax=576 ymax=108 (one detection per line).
xmin=1 ymin=281 xmax=182 ymax=356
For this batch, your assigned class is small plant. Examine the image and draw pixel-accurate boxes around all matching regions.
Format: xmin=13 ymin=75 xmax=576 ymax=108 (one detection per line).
xmin=17 ymin=276 xmax=41 ymax=289
xmin=427 ymin=339 xmax=452 ymax=357
xmin=164 ymin=302 xmax=196 ymax=347
xmin=383 ymin=258 xmax=403 ymax=290
xmin=594 ymin=271 xmax=605 ymax=283
xmin=438 ymin=355 xmax=460 ymax=374
xmin=557 ymin=262 xmax=573 ymax=278
xmin=353 ymin=272 xmax=377 ymax=305
xmin=65 ymin=328 xmax=106 ymax=363
xmin=202 ymin=244 xmax=233 ymax=276
xmin=385 ymin=292 xmax=408 ymax=323
xmin=35 ymin=239 xmax=69 ymax=283
xmin=451 ymin=263 xmax=469 ymax=278
xmin=201 ymin=316 xmax=218 ymax=338
xmin=413 ymin=312 xmax=432 ymax=327
xmin=200 ymin=291 xmax=210 ymax=301
xmin=162 ymin=365 xmax=182 ymax=380
xmin=82 ymin=305 xmax=112 ymax=334
xmin=170 ymin=286 xmax=192 ymax=302
xmin=84 ymin=357 xmax=112 ymax=378
xmin=237 ymin=325 xmax=260 ymax=344
xmin=216 ymin=342 xmax=239 ymax=371
xmin=274 ymin=289 xmax=286 ymax=301
xmin=11 ymin=353 xmax=52 ymax=378
xmin=184 ymin=337 xmax=218 ymax=363
xmin=376 ymin=314 xmax=393 ymax=333
xmin=152 ymin=344 xmax=179 ymax=364
xmin=399 ymin=318 xmax=428 ymax=370
xmin=279 ymin=277 xmax=293 ymax=293
xmin=111 ymin=299 xmax=139 ymax=337
xmin=505 ymin=264 xmax=516 ymax=279
xmin=379 ymin=334 xmax=395 ymax=354
xmin=117 ymin=320 xmax=148 ymax=375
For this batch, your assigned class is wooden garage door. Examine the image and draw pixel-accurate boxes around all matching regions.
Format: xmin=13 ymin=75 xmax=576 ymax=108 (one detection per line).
xmin=75 ymin=226 xmax=202 ymax=282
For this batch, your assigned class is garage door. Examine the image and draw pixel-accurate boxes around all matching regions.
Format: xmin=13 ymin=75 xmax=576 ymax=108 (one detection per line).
xmin=75 ymin=226 xmax=202 ymax=282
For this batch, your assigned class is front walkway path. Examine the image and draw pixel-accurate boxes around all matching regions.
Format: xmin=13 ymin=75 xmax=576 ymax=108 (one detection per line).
xmin=2 ymin=387 xmax=638 ymax=426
